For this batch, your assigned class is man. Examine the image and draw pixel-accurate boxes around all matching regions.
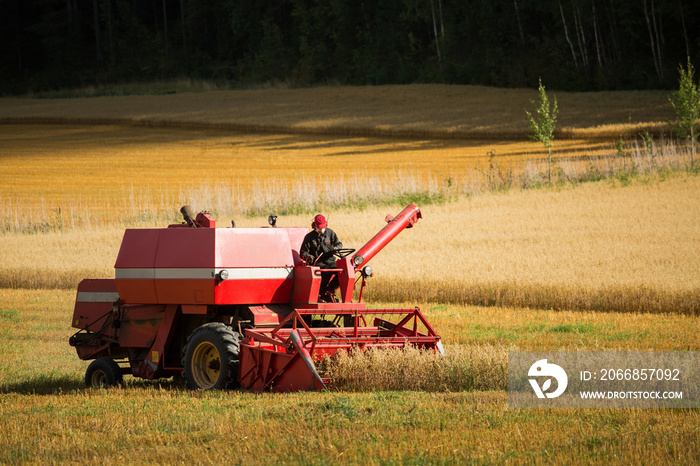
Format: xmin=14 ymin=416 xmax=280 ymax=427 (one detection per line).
xmin=300 ymin=214 xmax=343 ymax=302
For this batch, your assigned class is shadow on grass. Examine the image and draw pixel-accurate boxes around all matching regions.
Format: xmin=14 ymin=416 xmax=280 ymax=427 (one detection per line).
xmin=0 ymin=374 xmax=86 ymax=395
xmin=0 ymin=374 xmax=188 ymax=395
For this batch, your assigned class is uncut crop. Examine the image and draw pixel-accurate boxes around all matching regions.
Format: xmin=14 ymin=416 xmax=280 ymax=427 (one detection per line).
xmin=364 ymin=175 xmax=700 ymax=315
xmin=321 ymin=345 xmax=508 ymax=392
xmin=2 ymin=174 xmax=698 ymax=315
xmin=0 ymin=84 xmax=686 ymax=231
xmin=1 ymin=87 xmax=698 ymax=315
xmin=0 ymin=124 xmax=624 ymax=231
xmin=1 ymin=125 xmax=694 ymax=232
xmin=0 ymin=84 xmax=674 ymax=139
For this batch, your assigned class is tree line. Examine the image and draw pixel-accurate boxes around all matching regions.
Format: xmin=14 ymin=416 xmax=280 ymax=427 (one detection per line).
xmin=3 ymin=0 xmax=699 ymax=94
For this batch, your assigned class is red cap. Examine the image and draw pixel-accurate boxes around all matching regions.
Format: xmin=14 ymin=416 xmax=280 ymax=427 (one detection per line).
xmin=313 ymin=215 xmax=327 ymax=229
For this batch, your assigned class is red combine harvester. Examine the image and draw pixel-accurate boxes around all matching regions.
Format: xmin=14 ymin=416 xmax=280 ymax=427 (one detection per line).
xmin=70 ymin=205 xmax=442 ymax=391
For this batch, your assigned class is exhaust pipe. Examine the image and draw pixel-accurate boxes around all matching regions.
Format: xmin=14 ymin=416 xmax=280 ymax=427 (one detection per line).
xmin=180 ymin=205 xmax=198 ymax=228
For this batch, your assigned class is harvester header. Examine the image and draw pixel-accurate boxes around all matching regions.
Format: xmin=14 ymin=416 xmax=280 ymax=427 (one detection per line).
xmin=70 ymin=205 xmax=441 ymax=391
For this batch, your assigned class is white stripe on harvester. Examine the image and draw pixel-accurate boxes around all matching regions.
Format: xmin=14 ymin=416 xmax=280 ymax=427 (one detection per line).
xmin=115 ymin=268 xmax=154 ymax=279
xmin=76 ymin=292 xmax=120 ymax=303
xmin=115 ymin=267 xmax=294 ymax=280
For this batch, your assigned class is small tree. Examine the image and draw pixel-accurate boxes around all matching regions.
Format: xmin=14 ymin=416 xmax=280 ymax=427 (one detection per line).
xmin=670 ymin=58 xmax=700 ymax=167
xmin=526 ymin=78 xmax=558 ymax=183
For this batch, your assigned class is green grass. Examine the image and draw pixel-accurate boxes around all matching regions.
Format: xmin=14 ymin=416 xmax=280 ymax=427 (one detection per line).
xmin=0 ymin=310 xmax=20 ymax=322
xmin=1 ymin=289 xmax=698 ymax=463
xmin=1 ymin=389 xmax=698 ymax=464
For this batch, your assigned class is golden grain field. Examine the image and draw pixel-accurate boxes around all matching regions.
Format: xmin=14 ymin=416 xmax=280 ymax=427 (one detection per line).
xmin=0 ymin=84 xmax=674 ymax=138
xmin=0 ymin=84 xmax=689 ymax=231
xmin=365 ymin=175 xmax=700 ymax=314
xmin=3 ymin=174 xmax=698 ymax=314
xmin=0 ymin=123 xmax=620 ymax=225
xmin=1 ymin=123 xmax=693 ymax=233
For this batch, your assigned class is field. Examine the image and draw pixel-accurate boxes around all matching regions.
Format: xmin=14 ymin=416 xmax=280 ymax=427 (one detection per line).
xmin=2 ymin=289 xmax=698 ymax=463
xmin=3 ymin=174 xmax=698 ymax=315
xmin=0 ymin=84 xmax=690 ymax=230
xmin=1 ymin=84 xmax=699 ymax=463
xmin=0 ymin=83 xmax=674 ymax=139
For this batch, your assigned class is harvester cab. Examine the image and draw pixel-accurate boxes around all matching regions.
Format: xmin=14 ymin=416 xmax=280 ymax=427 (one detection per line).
xmin=69 ymin=205 xmax=442 ymax=392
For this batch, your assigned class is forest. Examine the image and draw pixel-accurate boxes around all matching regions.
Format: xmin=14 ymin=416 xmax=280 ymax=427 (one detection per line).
xmin=2 ymin=0 xmax=699 ymax=94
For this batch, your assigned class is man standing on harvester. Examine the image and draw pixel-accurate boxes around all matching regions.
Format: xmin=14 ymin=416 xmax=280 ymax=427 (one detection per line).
xmin=300 ymin=214 xmax=343 ymax=302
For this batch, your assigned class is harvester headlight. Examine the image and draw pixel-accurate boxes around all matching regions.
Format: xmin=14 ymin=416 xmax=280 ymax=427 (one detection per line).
xmin=353 ymin=255 xmax=364 ymax=267
xmin=361 ymin=266 xmax=373 ymax=278
xmin=217 ymin=269 xmax=229 ymax=281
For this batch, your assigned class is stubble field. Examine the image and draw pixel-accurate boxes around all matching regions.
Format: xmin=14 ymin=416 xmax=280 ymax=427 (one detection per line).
xmin=0 ymin=84 xmax=698 ymax=464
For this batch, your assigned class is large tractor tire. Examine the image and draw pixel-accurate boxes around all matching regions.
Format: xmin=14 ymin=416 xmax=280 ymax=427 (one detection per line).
xmin=182 ymin=322 xmax=241 ymax=390
xmin=85 ymin=358 xmax=123 ymax=387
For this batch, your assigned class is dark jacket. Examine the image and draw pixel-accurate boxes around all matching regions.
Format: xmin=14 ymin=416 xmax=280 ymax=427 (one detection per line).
xmin=300 ymin=229 xmax=342 ymax=268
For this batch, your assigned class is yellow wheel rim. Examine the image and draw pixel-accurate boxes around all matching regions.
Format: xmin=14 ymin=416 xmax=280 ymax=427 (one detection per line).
xmin=191 ymin=341 xmax=221 ymax=389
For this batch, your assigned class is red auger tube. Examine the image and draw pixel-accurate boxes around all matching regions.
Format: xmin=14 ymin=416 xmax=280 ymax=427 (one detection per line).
xmin=352 ymin=204 xmax=421 ymax=269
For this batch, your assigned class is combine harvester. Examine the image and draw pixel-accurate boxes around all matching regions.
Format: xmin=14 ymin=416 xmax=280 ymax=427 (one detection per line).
xmin=70 ymin=205 xmax=442 ymax=391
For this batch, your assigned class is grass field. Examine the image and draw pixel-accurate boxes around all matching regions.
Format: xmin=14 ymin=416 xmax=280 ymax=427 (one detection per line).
xmin=3 ymin=388 xmax=697 ymax=464
xmin=1 ymin=85 xmax=699 ymax=464
xmin=1 ymin=290 xmax=698 ymax=463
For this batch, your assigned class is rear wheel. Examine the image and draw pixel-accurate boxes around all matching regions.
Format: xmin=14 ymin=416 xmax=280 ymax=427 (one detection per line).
xmin=183 ymin=323 xmax=241 ymax=390
xmin=85 ymin=358 xmax=123 ymax=387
